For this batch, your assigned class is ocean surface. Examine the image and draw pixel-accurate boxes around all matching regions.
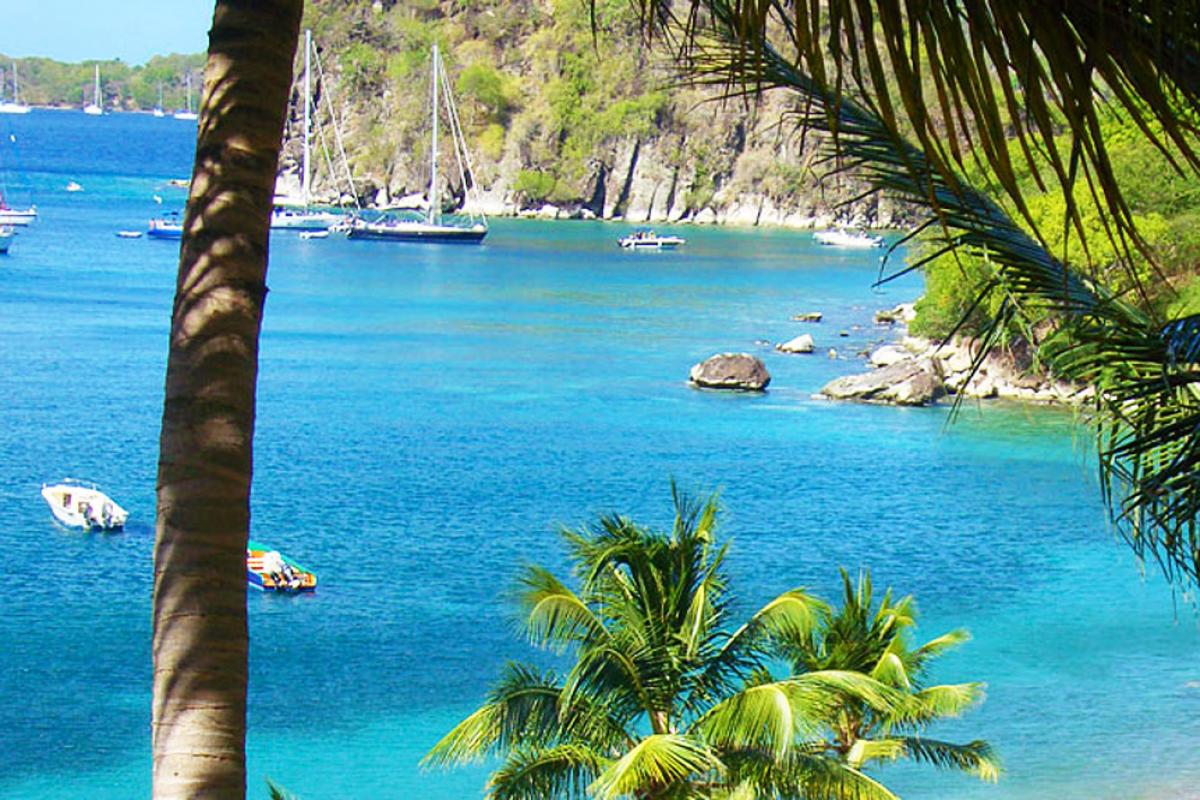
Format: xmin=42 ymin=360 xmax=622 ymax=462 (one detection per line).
xmin=0 ymin=110 xmax=1197 ymax=800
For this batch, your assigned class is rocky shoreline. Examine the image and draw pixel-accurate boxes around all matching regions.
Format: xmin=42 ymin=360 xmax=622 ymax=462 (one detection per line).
xmin=816 ymin=305 xmax=1091 ymax=407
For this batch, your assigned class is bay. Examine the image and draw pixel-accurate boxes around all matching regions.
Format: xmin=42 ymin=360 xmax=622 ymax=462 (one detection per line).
xmin=0 ymin=110 xmax=1197 ymax=800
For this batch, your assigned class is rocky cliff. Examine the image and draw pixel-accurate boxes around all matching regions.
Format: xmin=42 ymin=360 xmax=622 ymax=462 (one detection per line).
xmin=284 ymin=0 xmax=914 ymax=229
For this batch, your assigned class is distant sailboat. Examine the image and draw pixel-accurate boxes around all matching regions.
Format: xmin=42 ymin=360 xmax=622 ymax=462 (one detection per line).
xmin=83 ymin=65 xmax=102 ymax=115
xmin=173 ymin=74 xmax=198 ymax=121
xmin=0 ymin=64 xmax=31 ymax=115
xmin=153 ymin=82 xmax=165 ymax=118
xmin=345 ymin=43 xmax=487 ymax=243
xmin=270 ymin=29 xmax=347 ymax=232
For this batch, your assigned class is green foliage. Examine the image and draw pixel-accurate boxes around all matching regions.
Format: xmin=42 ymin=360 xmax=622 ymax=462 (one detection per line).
xmin=477 ymin=123 xmax=506 ymax=161
xmin=513 ymin=169 xmax=557 ymax=203
xmin=425 ymin=487 xmax=996 ymax=799
xmin=0 ymin=53 xmax=203 ymax=110
xmin=457 ymin=62 xmax=511 ymax=118
xmin=911 ymin=112 xmax=1200 ymax=339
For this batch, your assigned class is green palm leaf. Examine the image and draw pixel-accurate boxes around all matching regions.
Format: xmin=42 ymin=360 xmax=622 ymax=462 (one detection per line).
xmin=487 ymin=744 xmax=608 ymax=800
xmin=893 ymin=736 xmax=1002 ymax=782
xmin=588 ymin=733 xmax=723 ymax=800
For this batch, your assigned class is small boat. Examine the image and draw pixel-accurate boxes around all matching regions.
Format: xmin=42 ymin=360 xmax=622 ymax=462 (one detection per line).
xmin=41 ymin=479 xmax=128 ymax=531
xmin=813 ymin=229 xmax=884 ymax=248
xmin=116 ymin=230 xmax=142 ymax=239
xmin=247 ymin=541 xmax=317 ymax=592
xmin=299 ymin=229 xmax=330 ymax=240
xmin=618 ymin=228 xmax=686 ymax=249
xmin=66 ymin=181 xmax=83 ymax=193
xmin=173 ymin=75 xmax=199 ymax=121
xmin=83 ymin=65 xmax=103 ymax=116
xmin=0 ymin=197 xmax=37 ymax=226
xmin=152 ymin=82 xmax=166 ymax=118
xmin=0 ymin=226 xmax=12 ymax=254
xmin=148 ymin=212 xmax=183 ymax=240
xmin=271 ymin=206 xmax=346 ymax=231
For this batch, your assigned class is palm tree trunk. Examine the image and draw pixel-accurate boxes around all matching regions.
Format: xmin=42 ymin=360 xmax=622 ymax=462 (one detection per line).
xmin=152 ymin=2 xmax=301 ymax=797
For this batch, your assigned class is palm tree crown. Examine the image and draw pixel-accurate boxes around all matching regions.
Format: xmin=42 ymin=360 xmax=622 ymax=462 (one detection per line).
xmin=425 ymin=489 xmax=996 ymax=799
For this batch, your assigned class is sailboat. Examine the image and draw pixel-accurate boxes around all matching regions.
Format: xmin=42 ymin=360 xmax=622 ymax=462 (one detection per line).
xmin=270 ymin=30 xmax=346 ymax=232
xmin=173 ymin=74 xmax=198 ymax=121
xmin=153 ymin=82 xmax=165 ymax=118
xmin=345 ymin=43 xmax=487 ymax=243
xmin=83 ymin=65 xmax=102 ymax=115
xmin=0 ymin=64 xmax=32 ymax=115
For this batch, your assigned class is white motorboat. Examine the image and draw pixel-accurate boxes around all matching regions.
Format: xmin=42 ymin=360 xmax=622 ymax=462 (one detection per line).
xmin=813 ymin=229 xmax=884 ymax=248
xmin=271 ymin=206 xmax=346 ymax=231
xmin=618 ymin=229 xmax=686 ymax=249
xmin=41 ymin=480 xmax=128 ymax=531
xmin=299 ymin=229 xmax=330 ymax=240
xmin=116 ymin=230 xmax=142 ymax=238
xmin=66 ymin=181 xmax=83 ymax=192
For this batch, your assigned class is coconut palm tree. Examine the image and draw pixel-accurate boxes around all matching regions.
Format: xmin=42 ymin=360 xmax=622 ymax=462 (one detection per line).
xmin=152 ymin=2 xmax=302 ymax=798
xmin=614 ymin=0 xmax=1200 ymax=587
xmin=774 ymin=571 xmax=999 ymax=781
xmin=425 ymin=489 xmax=989 ymax=799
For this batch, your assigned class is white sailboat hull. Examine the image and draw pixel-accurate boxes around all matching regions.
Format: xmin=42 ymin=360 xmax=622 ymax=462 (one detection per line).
xmin=0 ymin=207 xmax=36 ymax=226
xmin=0 ymin=102 xmax=30 ymax=115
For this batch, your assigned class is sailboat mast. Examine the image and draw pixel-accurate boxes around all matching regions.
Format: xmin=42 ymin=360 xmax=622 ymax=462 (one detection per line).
xmin=302 ymin=29 xmax=312 ymax=208
xmin=11 ymin=64 xmax=19 ymax=104
xmin=429 ymin=44 xmax=439 ymax=225
xmin=94 ymin=65 xmax=100 ymax=109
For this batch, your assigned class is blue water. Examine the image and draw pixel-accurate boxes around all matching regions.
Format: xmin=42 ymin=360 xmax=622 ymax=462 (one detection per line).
xmin=1 ymin=111 xmax=1198 ymax=800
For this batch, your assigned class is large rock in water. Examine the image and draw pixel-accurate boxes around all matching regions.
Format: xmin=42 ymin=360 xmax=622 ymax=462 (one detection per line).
xmin=689 ymin=353 xmax=771 ymax=391
xmin=820 ymin=360 xmax=943 ymax=406
xmin=776 ymin=334 xmax=815 ymax=354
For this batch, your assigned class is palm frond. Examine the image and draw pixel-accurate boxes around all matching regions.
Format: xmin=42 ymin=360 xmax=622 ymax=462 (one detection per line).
xmin=695 ymin=671 xmax=902 ymax=753
xmin=423 ymin=663 xmax=629 ymax=767
xmin=588 ymin=733 xmax=723 ymax=800
xmin=723 ymin=746 xmax=901 ymax=800
xmin=487 ymin=744 xmax=608 ymax=800
xmin=515 ymin=566 xmax=608 ymax=651
xmin=887 ymin=682 xmax=987 ymax=728
xmin=894 ymin=736 xmax=1002 ymax=782
xmin=845 ymin=738 xmax=905 ymax=769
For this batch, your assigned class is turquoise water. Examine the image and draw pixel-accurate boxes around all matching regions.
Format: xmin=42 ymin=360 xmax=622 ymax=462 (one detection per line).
xmin=1 ymin=111 xmax=1198 ymax=800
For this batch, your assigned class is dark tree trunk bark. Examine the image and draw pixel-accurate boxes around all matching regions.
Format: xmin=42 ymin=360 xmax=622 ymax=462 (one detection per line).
xmin=152 ymin=2 xmax=302 ymax=798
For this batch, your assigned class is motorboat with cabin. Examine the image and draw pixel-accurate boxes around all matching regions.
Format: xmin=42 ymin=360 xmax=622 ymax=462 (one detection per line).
xmin=618 ymin=228 xmax=686 ymax=249
xmin=41 ymin=479 xmax=128 ymax=531
xmin=148 ymin=212 xmax=184 ymax=239
xmin=247 ymin=540 xmax=317 ymax=592
xmin=812 ymin=228 xmax=884 ymax=248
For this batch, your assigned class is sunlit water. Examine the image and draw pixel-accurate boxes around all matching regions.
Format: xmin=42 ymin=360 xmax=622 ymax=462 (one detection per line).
xmin=0 ymin=111 xmax=1197 ymax=800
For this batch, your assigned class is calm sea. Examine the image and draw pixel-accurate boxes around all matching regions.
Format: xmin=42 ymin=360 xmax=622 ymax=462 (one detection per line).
xmin=0 ymin=111 xmax=1197 ymax=800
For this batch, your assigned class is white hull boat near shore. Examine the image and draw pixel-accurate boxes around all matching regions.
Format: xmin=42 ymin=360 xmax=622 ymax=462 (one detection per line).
xmin=618 ymin=229 xmax=685 ymax=249
xmin=41 ymin=480 xmax=128 ymax=531
xmin=813 ymin=229 xmax=884 ymax=248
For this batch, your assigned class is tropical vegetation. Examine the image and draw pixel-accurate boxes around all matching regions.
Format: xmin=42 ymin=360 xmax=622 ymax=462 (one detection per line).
xmin=424 ymin=489 xmax=997 ymax=799
xmin=0 ymin=52 xmax=204 ymax=111
xmin=618 ymin=0 xmax=1200 ymax=587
